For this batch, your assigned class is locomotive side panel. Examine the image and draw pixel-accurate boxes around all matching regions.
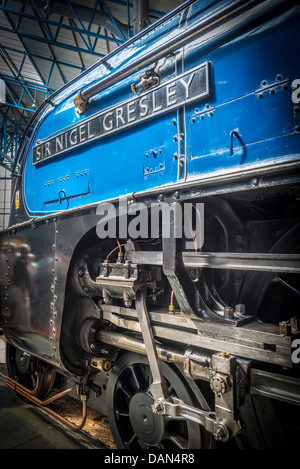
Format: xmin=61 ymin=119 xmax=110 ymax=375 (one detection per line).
xmin=1 ymin=223 xmax=57 ymax=362
xmin=184 ymin=4 xmax=299 ymax=177
xmin=9 ymin=0 xmax=299 ymax=222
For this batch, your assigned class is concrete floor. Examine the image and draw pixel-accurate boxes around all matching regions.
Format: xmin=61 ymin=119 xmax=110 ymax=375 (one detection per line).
xmin=0 ymin=336 xmax=106 ymax=450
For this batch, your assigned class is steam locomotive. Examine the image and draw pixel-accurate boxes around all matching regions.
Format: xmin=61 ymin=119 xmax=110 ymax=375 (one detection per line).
xmin=1 ymin=0 xmax=300 ymax=449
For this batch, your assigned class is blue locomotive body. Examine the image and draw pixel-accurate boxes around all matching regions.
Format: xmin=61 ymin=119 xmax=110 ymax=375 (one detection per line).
xmin=10 ymin=0 xmax=299 ymax=218
xmin=1 ymin=0 xmax=300 ymax=449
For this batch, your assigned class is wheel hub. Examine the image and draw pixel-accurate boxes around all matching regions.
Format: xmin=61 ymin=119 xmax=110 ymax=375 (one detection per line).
xmin=129 ymin=392 xmax=165 ymax=446
xmin=15 ymin=349 xmax=31 ymax=374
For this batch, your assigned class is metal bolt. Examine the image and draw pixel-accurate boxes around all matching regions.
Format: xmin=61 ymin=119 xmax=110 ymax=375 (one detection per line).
xmin=219 ymin=351 xmax=229 ymax=358
xmin=214 ymin=425 xmax=227 ymax=441
xmin=210 ymin=373 xmax=231 ymax=397
xmin=151 ymin=401 xmax=164 ymax=414
xmin=235 ymin=304 xmax=246 ymax=315
xmin=224 ymin=306 xmax=234 ymax=319
xmin=279 ymin=320 xmax=291 ymax=336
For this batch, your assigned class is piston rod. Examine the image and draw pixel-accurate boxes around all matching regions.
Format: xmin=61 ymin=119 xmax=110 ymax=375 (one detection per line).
xmin=96 ymin=328 xmax=212 ymax=381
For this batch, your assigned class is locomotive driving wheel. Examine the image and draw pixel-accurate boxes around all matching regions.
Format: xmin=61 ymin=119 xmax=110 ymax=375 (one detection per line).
xmin=107 ymin=352 xmax=211 ymax=449
xmin=6 ymin=343 xmax=55 ymax=398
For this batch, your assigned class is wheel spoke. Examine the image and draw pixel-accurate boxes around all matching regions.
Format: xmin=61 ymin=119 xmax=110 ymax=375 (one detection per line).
xmin=275 ymin=276 xmax=300 ymax=297
xmin=168 ymin=384 xmax=176 ymax=396
xmin=116 ymin=380 xmax=134 ymax=399
xmin=128 ymin=364 xmax=148 ymax=392
xmin=115 ymin=409 xmax=130 ymax=418
xmin=165 ymin=434 xmax=189 ymax=449
xmin=125 ymin=432 xmax=138 ymax=449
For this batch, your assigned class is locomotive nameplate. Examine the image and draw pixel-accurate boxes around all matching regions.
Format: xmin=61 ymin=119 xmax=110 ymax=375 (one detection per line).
xmin=33 ymin=62 xmax=211 ymax=165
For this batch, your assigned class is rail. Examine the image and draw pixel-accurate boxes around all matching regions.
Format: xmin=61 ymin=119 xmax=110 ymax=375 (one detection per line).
xmin=73 ymin=0 xmax=285 ymax=113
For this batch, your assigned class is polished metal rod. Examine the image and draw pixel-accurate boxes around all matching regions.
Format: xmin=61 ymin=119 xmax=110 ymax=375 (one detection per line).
xmin=128 ymin=251 xmax=300 ymax=273
xmin=75 ymin=0 xmax=280 ymax=107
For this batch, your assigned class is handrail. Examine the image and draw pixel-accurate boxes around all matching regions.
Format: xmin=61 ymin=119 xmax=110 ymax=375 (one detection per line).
xmin=76 ymin=0 xmax=287 ymax=115
xmin=73 ymin=0 xmax=285 ymax=114
xmin=11 ymin=0 xmax=197 ymax=176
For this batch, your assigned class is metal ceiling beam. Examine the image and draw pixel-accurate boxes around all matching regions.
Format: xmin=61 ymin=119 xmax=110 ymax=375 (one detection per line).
xmin=0 ymin=44 xmax=84 ymax=76
xmin=133 ymin=0 xmax=149 ymax=35
xmin=4 ymin=0 xmax=129 ymax=42
xmin=0 ymin=7 xmax=120 ymax=52
xmin=0 ymin=0 xmax=173 ymax=172
xmin=0 ymin=109 xmax=24 ymax=171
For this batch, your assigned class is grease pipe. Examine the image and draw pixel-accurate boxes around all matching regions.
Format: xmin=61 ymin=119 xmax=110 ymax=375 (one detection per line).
xmin=5 ymin=376 xmax=87 ymax=430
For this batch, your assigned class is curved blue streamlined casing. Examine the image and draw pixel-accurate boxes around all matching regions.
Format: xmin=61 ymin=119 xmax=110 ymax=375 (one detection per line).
xmin=21 ymin=0 xmax=300 ymax=217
